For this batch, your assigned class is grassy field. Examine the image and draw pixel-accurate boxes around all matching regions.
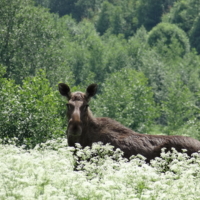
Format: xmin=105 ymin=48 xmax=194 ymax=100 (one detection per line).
xmin=0 ymin=138 xmax=200 ymax=200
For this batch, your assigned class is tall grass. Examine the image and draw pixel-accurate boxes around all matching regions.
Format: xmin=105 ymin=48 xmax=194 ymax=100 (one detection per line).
xmin=0 ymin=138 xmax=200 ymax=200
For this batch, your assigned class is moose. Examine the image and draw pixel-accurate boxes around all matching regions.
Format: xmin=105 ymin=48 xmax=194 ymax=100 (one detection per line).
xmin=58 ymin=83 xmax=200 ymax=162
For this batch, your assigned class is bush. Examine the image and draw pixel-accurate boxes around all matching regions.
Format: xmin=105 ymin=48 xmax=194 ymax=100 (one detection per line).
xmin=1 ymin=139 xmax=200 ymax=199
xmin=73 ymin=142 xmax=125 ymax=178
xmin=0 ymin=70 xmax=65 ymax=148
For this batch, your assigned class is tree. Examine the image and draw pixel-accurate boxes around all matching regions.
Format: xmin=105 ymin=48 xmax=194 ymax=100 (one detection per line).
xmin=35 ymin=0 xmax=77 ymax=17
xmin=102 ymin=34 xmax=129 ymax=75
xmin=136 ymin=0 xmax=165 ymax=31
xmin=148 ymin=23 xmax=190 ymax=58
xmin=110 ymin=6 xmax=125 ymax=35
xmin=162 ymin=0 xmax=200 ymax=34
xmin=73 ymin=0 xmax=104 ymax=21
xmin=0 ymin=0 xmax=71 ymax=85
xmin=92 ymin=68 xmax=158 ymax=133
xmin=96 ymin=1 xmax=114 ymax=35
xmin=161 ymin=77 xmax=197 ymax=134
xmin=190 ymin=15 xmax=200 ymax=54
xmin=127 ymin=26 xmax=149 ymax=69
xmin=64 ymin=19 xmax=106 ymax=86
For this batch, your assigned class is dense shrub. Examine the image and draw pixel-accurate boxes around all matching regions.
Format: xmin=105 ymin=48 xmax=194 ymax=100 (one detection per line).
xmin=1 ymin=139 xmax=200 ymax=199
xmin=0 ymin=70 xmax=65 ymax=148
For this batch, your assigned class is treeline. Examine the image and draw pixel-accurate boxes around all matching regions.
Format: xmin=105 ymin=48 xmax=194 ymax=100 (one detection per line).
xmin=1 ymin=0 xmax=200 ymax=147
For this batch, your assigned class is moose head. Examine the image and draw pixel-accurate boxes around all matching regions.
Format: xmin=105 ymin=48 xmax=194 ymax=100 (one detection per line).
xmin=58 ymin=83 xmax=98 ymax=138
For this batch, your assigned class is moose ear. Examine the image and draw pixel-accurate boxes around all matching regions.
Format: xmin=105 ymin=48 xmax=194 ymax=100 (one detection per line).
xmin=86 ymin=83 xmax=98 ymax=99
xmin=58 ymin=83 xmax=71 ymax=100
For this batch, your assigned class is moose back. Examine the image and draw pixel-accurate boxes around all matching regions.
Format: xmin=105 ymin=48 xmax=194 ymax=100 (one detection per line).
xmin=58 ymin=83 xmax=200 ymax=162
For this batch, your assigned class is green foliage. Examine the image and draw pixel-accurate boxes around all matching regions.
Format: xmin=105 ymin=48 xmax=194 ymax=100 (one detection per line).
xmin=58 ymin=0 xmax=76 ymax=17
xmin=1 ymin=0 xmax=200 ymax=143
xmin=190 ymin=15 xmax=200 ymax=54
xmin=135 ymin=50 xmax=169 ymax=105
xmin=162 ymin=0 xmax=200 ymax=34
xmin=102 ymin=35 xmax=130 ymax=74
xmin=0 ymin=70 xmax=65 ymax=148
xmin=73 ymin=0 xmax=104 ymax=21
xmin=63 ymin=18 xmax=130 ymax=86
xmin=161 ymin=77 xmax=197 ymax=134
xmin=127 ymin=29 xmax=170 ymax=105
xmin=127 ymin=44 xmax=200 ymax=132
xmin=169 ymin=119 xmax=200 ymax=141
xmin=136 ymin=0 xmax=164 ymax=31
xmin=92 ymin=68 xmax=158 ymax=132
xmin=0 ymin=0 xmax=71 ymax=85
xmin=64 ymin=19 xmax=106 ymax=85
xmin=95 ymin=0 xmax=138 ymax=37
xmin=148 ymin=23 xmax=190 ymax=58
xmin=110 ymin=6 xmax=126 ymax=35
xmin=0 ymin=65 xmax=7 ymax=80
xmin=172 ymin=51 xmax=200 ymax=93
xmin=37 ymin=0 xmax=76 ymax=17
xmin=35 ymin=0 xmax=104 ymax=20
xmin=96 ymin=1 xmax=114 ymax=35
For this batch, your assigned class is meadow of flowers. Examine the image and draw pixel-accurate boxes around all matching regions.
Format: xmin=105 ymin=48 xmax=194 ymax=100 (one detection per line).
xmin=0 ymin=138 xmax=200 ymax=200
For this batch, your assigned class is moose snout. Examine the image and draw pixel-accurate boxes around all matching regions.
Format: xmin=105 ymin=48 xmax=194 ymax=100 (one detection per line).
xmin=67 ymin=117 xmax=82 ymax=137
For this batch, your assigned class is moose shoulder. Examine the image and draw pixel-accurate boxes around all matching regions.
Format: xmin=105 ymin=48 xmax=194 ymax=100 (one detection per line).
xmin=58 ymin=83 xmax=200 ymax=162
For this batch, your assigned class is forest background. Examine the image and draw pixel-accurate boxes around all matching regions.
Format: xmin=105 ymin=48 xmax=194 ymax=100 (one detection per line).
xmin=1 ymin=0 xmax=200 ymax=148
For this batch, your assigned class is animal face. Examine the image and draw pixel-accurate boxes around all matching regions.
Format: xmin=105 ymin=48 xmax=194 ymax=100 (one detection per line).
xmin=66 ymin=93 xmax=89 ymax=137
xmin=58 ymin=83 xmax=97 ymax=137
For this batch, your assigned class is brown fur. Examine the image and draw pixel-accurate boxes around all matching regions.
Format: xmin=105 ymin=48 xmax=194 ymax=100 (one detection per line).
xmin=58 ymin=83 xmax=200 ymax=162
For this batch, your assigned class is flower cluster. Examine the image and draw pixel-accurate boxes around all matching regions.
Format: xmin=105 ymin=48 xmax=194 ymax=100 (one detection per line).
xmin=0 ymin=138 xmax=200 ymax=199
